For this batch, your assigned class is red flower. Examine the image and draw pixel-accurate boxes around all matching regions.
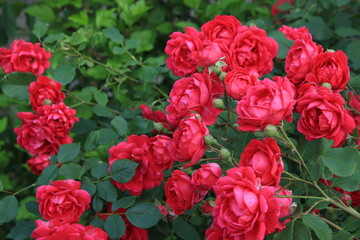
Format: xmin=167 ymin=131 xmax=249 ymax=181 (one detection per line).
xmin=272 ymin=0 xmax=294 ymax=17
xmin=296 ymin=85 xmax=355 ymax=147
xmin=148 ymin=135 xmax=174 ymax=171
xmin=285 ymin=35 xmax=323 ymax=85
xmin=108 ymin=135 xmax=164 ymax=196
xmin=239 ymin=138 xmax=283 ymax=186
xmin=0 ymin=39 xmax=51 ymax=75
xmin=172 ymin=114 xmax=209 ymax=168
xmin=236 ymin=77 xmax=296 ymax=132
xmin=191 ymin=163 xmax=222 ymax=191
xmin=224 ymin=67 xmax=259 ymax=101
xmin=28 ymin=76 xmax=65 ymax=111
xmin=27 ymin=154 xmax=51 ymax=175
xmin=279 ymin=25 xmax=310 ymax=41
xmin=165 ymin=170 xmax=203 ymax=215
xmin=36 ymin=180 xmax=91 ymax=224
xmin=227 ymin=26 xmax=278 ymax=76
xmin=305 ymin=50 xmax=350 ymax=92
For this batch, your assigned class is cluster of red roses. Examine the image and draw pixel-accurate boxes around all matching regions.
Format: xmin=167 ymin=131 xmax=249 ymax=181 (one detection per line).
xmin=0 ymin=39 xmax=79 ymax=175
xmin=31 ymin=179 xmax=108 ymax=240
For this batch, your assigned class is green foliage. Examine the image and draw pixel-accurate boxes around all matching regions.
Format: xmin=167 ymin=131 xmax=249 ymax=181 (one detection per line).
xmin=0 ymin=195 xmax=18 ymax=224
xmin=104 ymin=214 xmax=126 ymax=239
xmin=110 ymin=159 xmax=138 ymax=183
xmin=126 ymin=203 xmax=163 ymax=228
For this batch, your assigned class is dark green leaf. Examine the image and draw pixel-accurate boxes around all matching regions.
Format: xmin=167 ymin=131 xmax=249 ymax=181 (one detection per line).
xmin=341 ymin=216 xmax=360 ymax=231
xmin=303 ymin=214 xmax=332 ymax=240
xmin=25 ymin=201 xmax=40 ymax=217
xmin=111 ymin=116 xmax=128 ymax=136
xmin=346 ymin=41 xmax=360 ymax=70
xmin=273 ymin=220 xmax=312 ymax=240
xmin=125 ymin=39 xmax=141 ymax=49
xmin=277 ymin=2 xmax=293 ymax=10
xmin=59 ymin=163 xmax=85 ymax=179
xmin=0 ymin=195 xmax=18 ymax=224
xmin=25 ymin=5 xmax=55 ymax=22
xmin=53 ymin=63 xmax=76 ymax=85
xmin=126 ymin=203 xmax=163 ymax=228
xmin=92 ymin=105 xmax=113 ymax=118
xmin=1 ymin=72 xmax=36 ymax=101
xmin=97 ymin=181 xmax=117 ymax=202
xmin=320 ymin=147 xmax=359 ymax=177
xmin=0 ymin=178 xmax=3 ymax=192
xmin=330 ymin=0 xmax=350 ymax=6
xmin=90 ymin=216 xmax=105 ymax=229
xmin=81 ymin=179 xmax=96 ymax=196
xmin=91 ymin=162 xmax=109 ymax=179
xmin=98 ymin=128 xmax=119 ymax=145
xmin=173 ymin=220 xmax=201 ymax=240
xmin=104 ymin=214 xmax=126 ymax=239
xmin=183 ymin=0 xmax=201 ymax=9
xmin=7 ymin=220 xmax=35 ymax=240
xmin=103 ymin=27 xmax=124 ymax=43
xmin=305 ymin=16 xmax=333 ymax=40
xmin=138 ymin=66 xmax=158 ymax=82
xmin=268 ymin=31 xmax=293 ymax=59
xmin=113 ymin=47 xmax=126 ymax=55
xmin=85 ymin=130 xmax=100 ymax=152
xmin=92 ymin=196 xmax=104 ymax=213
xmin=37 ymin=165 xmax=59 ymax=185
xmin=331 ymin=230 xmax=353 ymax=240
xmin=110 ymin=159 xmax=138 ymax=183
xmin=33 ymin=21 xmax=48 ymax=39
xmin=94 ymin=92 xmax=108 ymax=106
xmin=57 ymin=143 xmax=80 ymax=163
xmin=112 ymin=196 xmax=136 ymax=211
xmin=335 ymin=27 xmax=360 ymax=37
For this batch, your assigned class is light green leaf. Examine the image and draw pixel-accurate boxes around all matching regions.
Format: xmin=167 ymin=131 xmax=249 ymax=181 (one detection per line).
xmin=33 ymin=21 xmax=48 ymax=39
xmin=125 ymin=39 xmax=141 ymax=49
xmin=103 ymin=27 xmax=124 ymax=43
xmin=94 ymin=92 xmax=108 ymax=106
xmin=25 ymin=5 xmax=55 ymax=22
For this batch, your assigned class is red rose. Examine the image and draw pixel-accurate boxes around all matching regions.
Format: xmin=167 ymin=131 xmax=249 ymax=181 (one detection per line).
xmin=296 ymin=85 xmax=355 ymax=147
xmin=191 ymin=163 xmax=222 ymax=191
xmin=165 ymin=27 xmax=204 ymax=77
xmin=205 ymin=222 xmax=230 ymax=240
xmin=3 ymin=39 xmax=51 ymax=75
xmin=305 ymin=50 xmax=350 ymax=92
xmin=196 ymin=42 xmax=223 ymax=67
xmin=200 ymin=200 xmax=214 ymax=214
xmin=27 ymin=154 xmax=51 ymax=175
xmin=239 ymin=138 xmax=283 ymax=186
xmin=37 ymin=102 xmax=79 ymax=138
xmin=14 ymin=112 xmax=64 ymax=155
xmin=227 ymin=26 xmax=278 ymax=76
xmin=212 ymin=167 xmax=288 ymax=239
xmin=36 ymin=180 xmax=91 ymax=223
xmin=31 ymin=220 xmax=108 ymax=240
xmin=148 ymin=135 xmax=174 ymax=171
xmin=172 ymin=114 xmax=209 ymax=168
xmin=236 ymin=77 xmax=296 ymax=132
xmin=139 ymin=104 xmax=172 ymax=130
xmin=224 ymin=67 xmax=259 ymax=100
xmin=108 ymin=135 xmax=164 ymax=196
xmin=0 ymin=48 xmax=14 ymax=73
xmin=165 ymin=170 xmax=203 ymax=215
xmin=28 ymin=76 xmax=65 ymax=111
xmin=201 ymin=15 xmax=242 ymax=46
xmin=166 ymin=72 xmax=223 ymax=125
xmin=285 ymin=35 xmax=323 ymax=85
xmin=276 ymin=187 xmax=293 ymax=230
xmin=272 ymin=0 xmax=294 ymax=17
xmin=279 ymin=25 xmax=310 ymax=40
xmin=348 ymin=92 xmax=360 ymax=126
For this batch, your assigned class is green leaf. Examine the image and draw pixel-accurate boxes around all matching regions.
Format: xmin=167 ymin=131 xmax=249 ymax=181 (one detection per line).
xmin=7 ymin=220 xmax=35 ymax=240
xmin=59 ymin=163 xmax=85 ymax=179
xmin=92 ymin=105 xmax=113 ymax=118
xmin=104 ymin=214 xmax=126 ymax=239
xmin=0 ymin=117 xmax=7 ymax=133
xmin=183 ymin=0 xmax=201 ymax=9
xmin=53 ymin=63 xmax=76 ymax=85
xmin=125 ymin=39 xmax=141 ymax=49
xmin=111 ymin=116 xmax=128 ymax=136
xmin=57 ymin=143 xmax=80 ymax=163
xmin=112 ymin=196 xmax=136 ymax=211
xmin=277 ymin=2 xmax=293 ymax=10
xmin=44 ymin=33 xmax=65 ymax=43
xmin=335 ymin=27 xmax=360 ymax=37
xmin=173 ymin=220 xmax=201 ymax=240
xmin=0 ymin=178 xmax=3 ymax=192
xmin=15 ymin=196 xmax=37 ymax=221
xmin=85 ymin=130 xmax=100 ymax=152
xmin=92 ymin=196 xmax=104 ymax=213
xmin=33 ymin=21 xmax=48 ymax=39
xmin=94 ymin=92 xmax=108 ymax=106
xmin=1 ymin=72 xmax=36 ymax=101
xmin=90 ymin=216 xmax=105 ymax=229
xmin=37 ymin=165 xmax=59 ymax=185
xmin=126 ymin=203 xmax=163 ymax=228
xmin=303 ymin=214 xmax=332 ymax=240
xmin=98 ymin=128 xmax=119 ymax=145
xmin=268 ymin=31 xmax=293 ymax=59
xmin=346 ymin=40 xmax=360 ymax=70
xmin=91 ymin=162 xmax=109 ymax=179
xmin=330 ymin=0 xmax=350 ymax=6
xmin=97 ymin=181 xmax=117 ymax=202
xmin=113 ymin=46 xmax=126 ymax=55
xmin=305 ymin=16 xmax=333 ymax=40
xmin=138 ymin=66 xmax=158 ymax=82
xmin=273 ymin=220 xmax=312 ymax=240
xmin=25 ymin=5 xmax=56 ymax=22
xmin=81 ymin=178 xmax=96 ymax=196
xmin=341 ymin=216 xmax=360 ymax=231
xmin=110 ymin=159 xmax=138 ymax=183
xmin=70 ymin=32 xmax=87 ymax=45
xmin=0 ymin=195 xmax=18 ymax=224
xmin=25 ymin=201 xmax=40 ymax=217
xmin=331 ymin=230 xmax=352 ymax=240
xmin=131 ymin=30 xmax=156 ymax=53
xmin=103 ymin=27 xmax=124 ymax=43
xmin=320 ymin=147 xmax=359 ymax=177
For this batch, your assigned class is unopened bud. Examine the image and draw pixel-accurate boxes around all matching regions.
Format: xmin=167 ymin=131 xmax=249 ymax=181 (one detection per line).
xmin=198 ymin=66 xmax=204 ymax=73
xmin=220 ymin=148 xmax=231 ymax=160
xmin=43 ymin=99 xmax=52 ymax=105
xmin=213 ymin=98 xmax=225 ymax=109
xmin=264 ymin=125 xmax=280 ymax=138
xmin=326 ymin=49 xmax=335 ymax=53
xmin=204 ymin=135 xmax=217 ymax=146
xmin=219 ymin=72 xmax=226 ymax=81
xmin=154 ymin=122 xmax=164 ymax=132
xmin=321 ymin=82 xmax=332 ymax=90
xmin=212 ymin=65 xmax=222 ymax=75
